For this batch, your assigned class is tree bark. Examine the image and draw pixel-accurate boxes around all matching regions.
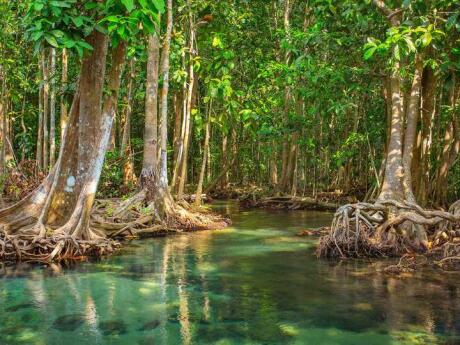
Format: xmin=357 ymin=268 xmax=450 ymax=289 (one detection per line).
xmin=60 ymin=48 xmax=68 ymax=141
xmin=434 ymin=74 xmax=459 ymax=206
xmin=42 ymin=48 xmax=49 ymax=172
xmin=50 ymin=48 xmax=57 ymax=168
xmin=158 ymin=0 xmax=173 ymax=188
xmin=141 ymin=33 xmax=160 ymax=184
xmin=195 ymin=101 xmax=211 ymax=206
xmin=177 ymin=10 xmax=196 ymax=200
xmin=416 ymin=66 xmax=437 ymax=204
xmin=401 ymin=54 xmax=423 ymax=203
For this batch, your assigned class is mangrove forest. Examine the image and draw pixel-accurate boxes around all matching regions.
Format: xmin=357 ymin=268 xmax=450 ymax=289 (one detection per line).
xmin=0 ymin=0 xmax=460 ymax=344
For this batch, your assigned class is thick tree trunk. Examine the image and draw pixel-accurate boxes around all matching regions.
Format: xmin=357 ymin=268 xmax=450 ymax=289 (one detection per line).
xmin=378 ymin=61 xmax=405 ymax=202
xmin=0 ymin=34 xmax=126 ymax=261
xmin=417 ymin=67 xmax=437 ymax=205
xmin=434 ymin=75 xmax=459 ymax=206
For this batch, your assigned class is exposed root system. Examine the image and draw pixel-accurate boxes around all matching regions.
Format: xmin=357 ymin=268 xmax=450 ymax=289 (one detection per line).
xmin=93 ymin=191 xmax=229 ymax=240
xmin=318 ymin=200 xmax=460 ymax=270
xmin=0 ymin=230 xmax=120 ymax=263
xmin=244 ymin=196 xmax=339 ymax=211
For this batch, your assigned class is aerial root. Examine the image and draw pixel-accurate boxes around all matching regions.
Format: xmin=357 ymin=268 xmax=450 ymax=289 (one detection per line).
xmin=317 ymin=200 xmax=460 ymax=270
xmin=0 ymin=230 xmax=120 ymax=263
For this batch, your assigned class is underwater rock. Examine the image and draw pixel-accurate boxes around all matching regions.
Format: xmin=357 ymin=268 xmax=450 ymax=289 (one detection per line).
xmin=138 ymin=335 xmax=156 ymax=345
xmin=52 ymin=314 xmax=85 ymax=332
xmin=139 ymin=320 xmax=160 ymax=331
xmin=99 ymin=320 xmax=127 ymax=336
xmin=5 ymin=302 xmax=34 ymax=312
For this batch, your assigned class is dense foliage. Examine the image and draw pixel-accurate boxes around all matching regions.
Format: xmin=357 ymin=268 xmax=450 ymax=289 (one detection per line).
xmin=0 ymin=0 xmax=459 ymax=206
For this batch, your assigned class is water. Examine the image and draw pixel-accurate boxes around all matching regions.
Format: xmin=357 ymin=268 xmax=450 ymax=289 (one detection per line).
xmin=1 ymin=201 xmax=459 ymax=345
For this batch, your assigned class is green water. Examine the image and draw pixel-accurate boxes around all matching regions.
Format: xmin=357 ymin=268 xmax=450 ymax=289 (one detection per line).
xmin=1 ymin=201 xmax=459 ymax=345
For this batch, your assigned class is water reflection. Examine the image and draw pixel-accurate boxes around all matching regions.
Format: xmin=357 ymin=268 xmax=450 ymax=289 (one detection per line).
xmin=0 ymin=202 xmax=459 ymax=344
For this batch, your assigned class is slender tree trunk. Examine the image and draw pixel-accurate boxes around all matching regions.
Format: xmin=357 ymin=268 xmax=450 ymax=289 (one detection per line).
xmin=195 ymin=101 xmax=211 ymax=206
xmin=20 ymin=96 xmax=27 ymax=162
xmin=42 ymin=49 xmax=49 ymax=172
xmin=221 ymin=134 xmax=228 ymax=188
xmin=172 ymin=93 xmax=182 ymax=170
xmin=0 ymin=76 xmax=5 ymax=177
xmin=279 ymin=0 xmax=293 ymax=193
xmin=36 ymin=50 xmax=44 ymax=169
xmin=121 ymin=59 xmax=135 ymax=154
xmin=60 ymin=48 xmax=68 ymax=141
xmin=141 ymin=34 xmax=160 ymax=184
xmin=50 ymin=48 xmax=57 ymax=167
xmin=158 ymin=0 xmax=173 ymax=188
xmin=177 ymin=11 xmax=195 ymax=200
xmin=401 ymin=54 xmax=423 ymax=203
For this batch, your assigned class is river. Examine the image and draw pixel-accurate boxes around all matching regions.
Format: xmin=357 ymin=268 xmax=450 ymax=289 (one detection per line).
xmin=0 ymin=201 xmax=459 ymax=344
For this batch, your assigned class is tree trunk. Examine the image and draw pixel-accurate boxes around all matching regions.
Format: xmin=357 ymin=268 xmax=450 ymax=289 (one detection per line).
xmin=0 ymin=34 xmax=125 ymax=260
xmin=141 ymin=34 xmax=160 ymax=184
xmin=42 ymin=48 xmax=49 ymax=172
xmin=158 ymin=0 xmax=173 ymax=188
xmin=434 ymin=74 xmax=459 ymax=206
xmin=195 ymin=101 xmax=211 ymax=206
xmin=279 ymin=0 xmax=292 ymax=193
xmin=401 ymin=54 xmax=423 ymax=204
xmin=177 ymin=12 xmax=195 ymax=200
xmin=377 ymin=59 xmax=405 ymax=202
xmin=122 ymin=59 xmax=136 ymax=186
xmin=50 ymin=48 xmax=57 ymax=168
xmin=416 ymin=66 xmax=437 ymax=205
xmin=60 ymin=48 xmax=68 ymax=141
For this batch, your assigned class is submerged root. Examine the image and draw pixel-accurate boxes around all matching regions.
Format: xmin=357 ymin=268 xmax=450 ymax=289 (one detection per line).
xmin=317 ymin=200 xmax=460 ymax=269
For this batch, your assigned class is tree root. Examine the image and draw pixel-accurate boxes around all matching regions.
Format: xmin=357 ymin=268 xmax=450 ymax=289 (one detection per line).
xmin=0 ymin=230 xmax=120 ymax=263
xmin=317 ymin=200 xmax=460 ymax=270
xmin=92 ymin=189 xmax=230 ymax=239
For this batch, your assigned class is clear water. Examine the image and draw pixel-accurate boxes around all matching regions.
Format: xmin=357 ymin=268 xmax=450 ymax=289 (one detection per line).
xmin=1 ymin=201 xmax=459 ymax=345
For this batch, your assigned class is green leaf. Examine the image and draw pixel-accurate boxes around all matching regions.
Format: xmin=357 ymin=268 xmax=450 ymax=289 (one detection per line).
xmin=51 ymin=29 xmax=64 ymax=38
xmin=363 ymin=47 xmax=376 ymax=60
xmin=34 ymin=2 xmax=44 ymax=11
xmin=121 ymin=0 xmax=135 ymax=12
xmin=71 ymin=16 xmax=84 ymax=27
xmin=50 ymin=1 xmax=71 ymax=7
xmin=104 ymin=15 xmax=120 ymax=23
xmin=77 ymin=40 xmax=94 ymax=51
xmin=45 ymin=35 xmax=59 ymax=47
xmin=150 ymin=0 xmax=165 ymax=12
xmin=394 ymin=44 xmax=400 ymax=61
xmin=421 ymin=32 xmax=432 ymax=47
xmin=64 ymin=39 xmax=76 ymax=48
xmin=85 ymin=2 xmax=99 ymax=10
xmin=31 ymin=31 xmax=43 ymax=41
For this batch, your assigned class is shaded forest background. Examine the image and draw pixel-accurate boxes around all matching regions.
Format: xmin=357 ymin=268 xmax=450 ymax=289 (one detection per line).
xmin=0 ymin=0 xmax=459 ymax=208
